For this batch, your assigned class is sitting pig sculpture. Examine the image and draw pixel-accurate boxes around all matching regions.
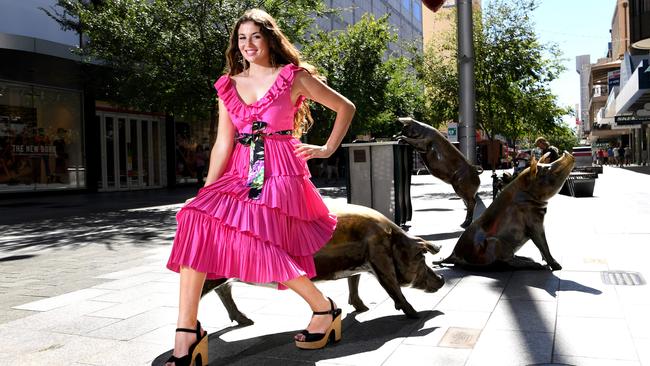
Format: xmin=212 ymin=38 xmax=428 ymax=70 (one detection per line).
xmin=437 ymin=152 xmax=575 ymax=270
xmin=397 ymin=118 xmax=483 ymax=228
xmin=202 ymin=204 xmax=445 ymax=324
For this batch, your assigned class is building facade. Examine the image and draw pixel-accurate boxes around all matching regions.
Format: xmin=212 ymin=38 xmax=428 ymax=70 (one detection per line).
xmin=574 ymin=0 xmax=650 ymax=163
xmin=315 ymin=0 xmax=424 ymax=55
xmin=0 ymin=0 xmax=171 ymax=195
xmin=0 ymin=0 xmax=92 ymax=194
xmin=421 ymin=0 xmax=481 ymax=49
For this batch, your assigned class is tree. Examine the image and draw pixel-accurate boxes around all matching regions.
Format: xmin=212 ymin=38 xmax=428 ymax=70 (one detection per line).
xmin=302 ymin=14 xmax=425 ymax=142
xmin=420 ymin=0 xmax=570 ymax=145
xmin=44 ymin=0 xmax=328 ymax=141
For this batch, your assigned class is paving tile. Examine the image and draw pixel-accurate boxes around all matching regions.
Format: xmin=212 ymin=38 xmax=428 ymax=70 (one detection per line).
xmin=12 ymin=289 xmax=111 ymax=312
xmin=623 ymin=304 xmax=650 ymax=339
xmin=0 ymin=327 xmax=77 ymax=355
xmin=131 ymin=323 xmax=177 ymax=346
xmin=94 ymin=265 xmax=159 ymax=280
xmin=2 ymin=333 xmax=120 ymax=365
xmin=616 ymin=284 xmax=650 ymax=306
xmin=90 ymin=280 xmax=177 ymax=303
xmin=46 ymin=315 xmax=121 ymax=335
xmin=557 ymin=288 xmax=623 ymax=318
xmin=484 ymin=299 xmax=557 ymax=333
xmin=86 ymin=307 xmax=177 ymax=341
xmin=309 ymin=338 xmax=403 ymax=366
xmin=553 ymin=355 xmax=640 ymax=366
xmin=554 ymin=316 xmax=637 ymax=360
xmin=90 ymin=272 xmax=165 ymax=290
xmin=502 ymin=270 xmax=560 ymax=301
xmin=89 ymin=292 xmax=173 ymax=319
xmin=5 ymin=300 xmax=115 ymax=331
xmin=454 ymin=272 xmax=511 ymax=288
xmin=634 ymin=338 xmax=650 ymax=366
xmin=78 ymin=339 xmax=170 ymax=366
xmin=436 ymin=285 xmax=503 ymax=312
xmin=383 ymin=344 xmax=470 ymax=366
xmin=0 ymin=308 xmax=34 ymax=323
xmin=465 ymin=329 xmax=553 ymax=366
xmin=402 ymin=310 xmax=490 ymax=347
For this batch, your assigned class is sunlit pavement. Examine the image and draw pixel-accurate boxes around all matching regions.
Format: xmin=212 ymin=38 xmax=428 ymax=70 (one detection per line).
xmin=0 ymin=166 xmax=649 ymax=365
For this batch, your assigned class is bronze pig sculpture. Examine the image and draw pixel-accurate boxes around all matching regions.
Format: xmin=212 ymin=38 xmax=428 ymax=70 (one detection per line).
xmin=202 ymin=204 xmax=445 ymax=324
xmin=397 ymin=118 xmax=483 ymax=228
xmin=437 ymin=152 xmax=575 ymax=270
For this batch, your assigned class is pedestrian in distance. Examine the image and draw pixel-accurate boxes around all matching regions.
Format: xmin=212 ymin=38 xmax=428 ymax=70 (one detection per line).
xmin=164 ymin=9 xmax=355 ymax=366
xmin=619 ymin=145 xmax=626 ymax=167
xmin=607 ymin=146 xmax=615 ymax=166
xmin=534 ymin=136 xmax=559 ymax=163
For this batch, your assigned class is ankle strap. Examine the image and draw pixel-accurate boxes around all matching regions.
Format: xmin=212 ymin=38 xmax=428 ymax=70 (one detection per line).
xmin=176 ymin=320 xmax=201 ymax=335
xmin=312 ymin=297 xmax=336 ymax=315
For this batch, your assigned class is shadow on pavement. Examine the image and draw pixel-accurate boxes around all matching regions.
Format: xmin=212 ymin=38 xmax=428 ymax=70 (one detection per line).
xmin=152 ymin=310 xmax=443 ymax=366
xmin=0 ymin=206 xmax=178 ymax=253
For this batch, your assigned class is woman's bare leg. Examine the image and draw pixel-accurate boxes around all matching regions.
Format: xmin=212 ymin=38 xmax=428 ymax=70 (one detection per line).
xmin=166 ymin=266 xmax=207 ymax=365
xmin=283 ymin=275 xmax=337 ymax=341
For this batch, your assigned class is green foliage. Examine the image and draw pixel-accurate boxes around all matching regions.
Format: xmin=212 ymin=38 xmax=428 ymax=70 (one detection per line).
xmin=43 ymin=0 xmax=327 ymax=123
xmin=421 ymin=0 xmax=570 ymax=143
xmin=302 ymin=14 xmax=425 ymax=142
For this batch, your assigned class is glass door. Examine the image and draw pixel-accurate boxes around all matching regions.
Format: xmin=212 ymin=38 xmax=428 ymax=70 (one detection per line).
xmin=98 ymin=112 xmax=164 ymax=191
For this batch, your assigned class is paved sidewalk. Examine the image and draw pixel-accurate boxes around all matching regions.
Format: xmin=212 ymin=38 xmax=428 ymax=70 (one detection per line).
xmin=1 ymin=166 xmax=649 ymax=365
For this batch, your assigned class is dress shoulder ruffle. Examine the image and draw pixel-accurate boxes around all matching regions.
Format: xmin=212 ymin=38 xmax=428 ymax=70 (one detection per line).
xmin=213 ymin=64 xmax=306 ymax=122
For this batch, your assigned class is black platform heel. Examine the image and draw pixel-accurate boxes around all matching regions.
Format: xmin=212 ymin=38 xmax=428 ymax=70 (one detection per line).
xmin=166 ymin=321 xmax=208 ymax=366
xmin=295 ymin=297 xmax=342 ymax=350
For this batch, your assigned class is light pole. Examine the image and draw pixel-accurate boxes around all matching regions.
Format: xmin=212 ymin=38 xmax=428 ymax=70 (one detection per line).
xmin=422 ymin=0 xmax=476 ymax=164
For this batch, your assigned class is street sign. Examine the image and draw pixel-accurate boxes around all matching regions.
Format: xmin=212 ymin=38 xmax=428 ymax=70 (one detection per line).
xmin=614 ymin=114 xmax=650 ymax=125
xmin=447 ymin=122 xmax=458 ymax=143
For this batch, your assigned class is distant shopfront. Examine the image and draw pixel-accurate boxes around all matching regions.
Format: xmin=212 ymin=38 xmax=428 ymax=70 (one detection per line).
xmin=95 ymin=106 xmax=167 ymax=191
xmin=0 ymin=80 xmax=85 ymax=192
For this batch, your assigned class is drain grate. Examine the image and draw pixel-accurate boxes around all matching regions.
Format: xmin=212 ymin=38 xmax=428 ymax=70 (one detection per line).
xmin=601 ymin=271 xmax=646 ymax=286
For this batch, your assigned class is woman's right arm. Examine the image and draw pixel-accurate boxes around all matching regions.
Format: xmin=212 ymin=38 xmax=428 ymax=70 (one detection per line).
xmin=204 ymin=99 xmax=236 ymax=186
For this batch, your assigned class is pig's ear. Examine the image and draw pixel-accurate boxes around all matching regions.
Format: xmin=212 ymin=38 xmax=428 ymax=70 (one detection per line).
xmin=529 ymin=155 xmax=538 ymax=177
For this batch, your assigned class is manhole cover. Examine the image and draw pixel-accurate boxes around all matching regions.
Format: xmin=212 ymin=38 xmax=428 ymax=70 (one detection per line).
xmin=601 ymin=271 xmax=646 ymax=286
xmin=438 ymin=327 xmax=481 ymax=348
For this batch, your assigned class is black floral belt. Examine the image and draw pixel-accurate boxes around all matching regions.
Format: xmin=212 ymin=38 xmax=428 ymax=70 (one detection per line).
xmin=235 ymin=121 xmax=292 ymax=199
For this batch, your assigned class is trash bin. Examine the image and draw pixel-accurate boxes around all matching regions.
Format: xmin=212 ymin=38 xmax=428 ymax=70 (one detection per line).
xmin=559 ymin=172 xmax=597 ymax=197
xmin=342 ymin=141 xmax=412 ymax=226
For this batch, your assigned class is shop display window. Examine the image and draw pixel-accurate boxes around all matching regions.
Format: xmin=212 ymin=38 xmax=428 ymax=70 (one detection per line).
xmin=0 ymin=81 xmax=84 ymax=192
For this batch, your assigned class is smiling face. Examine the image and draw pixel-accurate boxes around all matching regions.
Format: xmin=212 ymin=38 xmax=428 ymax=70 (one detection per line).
xmin=237 ymin=21 xmax=270 ymax=66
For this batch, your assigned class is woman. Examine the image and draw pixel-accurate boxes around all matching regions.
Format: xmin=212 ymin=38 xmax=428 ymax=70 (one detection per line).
xmin=165 ymin=8 xmax=355 ymax=366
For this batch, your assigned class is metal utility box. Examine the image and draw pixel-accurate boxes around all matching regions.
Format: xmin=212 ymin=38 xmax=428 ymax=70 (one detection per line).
xmin=342 ymin=141 xmax=412 ymax=226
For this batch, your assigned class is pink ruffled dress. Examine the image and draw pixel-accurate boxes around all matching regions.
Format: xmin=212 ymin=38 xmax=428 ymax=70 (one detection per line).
xmin=166 ymin=63 xmax=337 ymax=288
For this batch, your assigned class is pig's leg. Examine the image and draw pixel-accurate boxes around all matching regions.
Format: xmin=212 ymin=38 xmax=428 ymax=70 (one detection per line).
xmin=529 ymin=227 xmax=562 ymax=270
xmin=214 ymin=281 xmax=254 ymax=326
xmin=368 ymin=245 xmax=419 ymax=318
xmin=347 ymin=274 xmax=369 ymax=312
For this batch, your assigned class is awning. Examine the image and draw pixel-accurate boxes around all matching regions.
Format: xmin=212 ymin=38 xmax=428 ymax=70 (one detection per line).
xmin=616 ymin=59 xmax=650 ymax=115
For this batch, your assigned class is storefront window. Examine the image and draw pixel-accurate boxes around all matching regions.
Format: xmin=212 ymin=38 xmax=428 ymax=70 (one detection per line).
xmin=0 ymin=81 xmax=84 ymax=192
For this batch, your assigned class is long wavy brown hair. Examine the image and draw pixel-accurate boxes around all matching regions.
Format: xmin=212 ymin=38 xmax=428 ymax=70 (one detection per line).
xmin=225 ymin=8 xmax=318 ymax=137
